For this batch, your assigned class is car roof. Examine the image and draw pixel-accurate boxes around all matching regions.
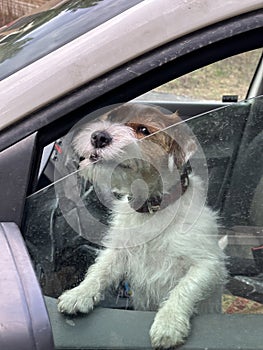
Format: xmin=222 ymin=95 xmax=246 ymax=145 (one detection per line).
xmin=0 ymin=0 xmax=262 ymax=131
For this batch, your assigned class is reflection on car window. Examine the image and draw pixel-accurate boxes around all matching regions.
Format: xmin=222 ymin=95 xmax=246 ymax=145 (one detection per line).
xmin=152 ymin=49 xmax=262 ymax=102
xmin=0 ymin=0 xmax=143 ymax=80
xmin=23 ymin=96 xmax=263 ymax=317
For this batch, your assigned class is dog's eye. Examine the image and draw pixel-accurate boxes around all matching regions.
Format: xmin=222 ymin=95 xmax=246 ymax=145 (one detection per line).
xmin=137 ymin=125 xmax=151 ymax=136
xmin=79 ymin=156 xmax=85 ymax=162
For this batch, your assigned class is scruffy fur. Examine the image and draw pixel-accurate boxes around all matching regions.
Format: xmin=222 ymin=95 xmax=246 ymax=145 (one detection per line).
xmin=58 ymin=104 xmax=226 ymax=349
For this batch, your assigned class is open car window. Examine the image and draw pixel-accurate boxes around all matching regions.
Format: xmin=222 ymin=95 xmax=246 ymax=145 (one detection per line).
xmin=145 ymin=48 xmax=263 ymax=103
xmin=23 ymin=95 xmax=263 ymax=317
xmin=157 ymin=49 xmax=263 ymax=102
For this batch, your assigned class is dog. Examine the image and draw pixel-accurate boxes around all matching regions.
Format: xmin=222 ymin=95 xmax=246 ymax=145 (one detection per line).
xmin=57 ymin=103 xmax=227 ymax=349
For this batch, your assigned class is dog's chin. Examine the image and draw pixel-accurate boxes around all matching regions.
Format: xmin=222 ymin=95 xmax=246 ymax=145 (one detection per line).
xmin=78 ymin=155 xmax=149 ymax=202
xmin=78 ymin=146 xmax=121 ymax=168
xmin=89 ymin=152 xmax=100 ymax=162
xmin=78 ymin=155 xmax=100 ymax=170
xmin=78 ymin=152 xmax=129 ymax=187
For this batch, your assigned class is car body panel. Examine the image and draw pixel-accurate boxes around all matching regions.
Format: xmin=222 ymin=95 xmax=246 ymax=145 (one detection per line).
xmin=0 ymin=0 xmax=262 ymax=131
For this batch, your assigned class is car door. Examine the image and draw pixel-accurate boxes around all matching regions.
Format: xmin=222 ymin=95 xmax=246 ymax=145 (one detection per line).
xmin=0 ymin=4 xmax=263 ymax=350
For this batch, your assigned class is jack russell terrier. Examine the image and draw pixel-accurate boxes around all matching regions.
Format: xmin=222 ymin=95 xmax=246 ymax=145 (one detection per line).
xmin=58 ymin=103 xmax=226 ymax=349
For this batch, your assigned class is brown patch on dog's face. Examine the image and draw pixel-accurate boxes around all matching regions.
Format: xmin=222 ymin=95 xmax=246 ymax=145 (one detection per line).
xmin=107 ymin=103 xmax=194 ymax=169
xmin=107 ymin=104 xmax=181 ymax=128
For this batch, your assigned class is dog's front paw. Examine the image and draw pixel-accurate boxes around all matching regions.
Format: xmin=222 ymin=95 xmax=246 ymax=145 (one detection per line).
xmin=150 ymin=310 xmax=190 ymax=349
xmin=57 ymin=286 xmax=99 ymax=315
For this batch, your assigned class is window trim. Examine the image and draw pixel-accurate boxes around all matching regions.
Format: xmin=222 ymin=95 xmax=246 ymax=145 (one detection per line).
xmin=247 ymin=52 xmax=263 ymax=98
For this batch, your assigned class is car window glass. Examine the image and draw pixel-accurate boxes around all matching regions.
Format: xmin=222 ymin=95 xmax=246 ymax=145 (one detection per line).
xmin=23 ymin=96 xmax=263 ymax=316
xmin=0 ymin=0 xmax=143 ymax=80
xmin=146 ymin=49 xmax=262 ymax=102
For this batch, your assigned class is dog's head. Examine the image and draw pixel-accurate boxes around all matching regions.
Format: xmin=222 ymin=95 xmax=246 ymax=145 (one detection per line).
xmin=73 ymin=103 xmax=196 ymax=213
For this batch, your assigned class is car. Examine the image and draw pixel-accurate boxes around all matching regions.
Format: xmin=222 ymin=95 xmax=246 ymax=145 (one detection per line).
xmin=0 ymin=0 xmax=263 ymax=349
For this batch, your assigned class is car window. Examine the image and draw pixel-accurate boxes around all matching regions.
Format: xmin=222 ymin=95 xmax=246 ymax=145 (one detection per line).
xmin=0 ymin=0 xmax=143 ymax=80
xmin=23 ymin=95 xmax=263 ymax=321
xmin=147 ymin=48 xmax=262 ymax=102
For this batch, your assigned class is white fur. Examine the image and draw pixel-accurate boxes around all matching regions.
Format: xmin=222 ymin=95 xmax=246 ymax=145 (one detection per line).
xmin=58 ymin=116 xmax=227 ymax=349
xmin=73 ymin=121 xmax=136 ymax=164
xmin=168 ymin=154 xmax=174 ymax=173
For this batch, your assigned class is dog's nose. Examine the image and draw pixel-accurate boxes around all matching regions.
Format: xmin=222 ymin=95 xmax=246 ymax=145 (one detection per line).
xmin=91 ymin=131 xmax=112 ymax=148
